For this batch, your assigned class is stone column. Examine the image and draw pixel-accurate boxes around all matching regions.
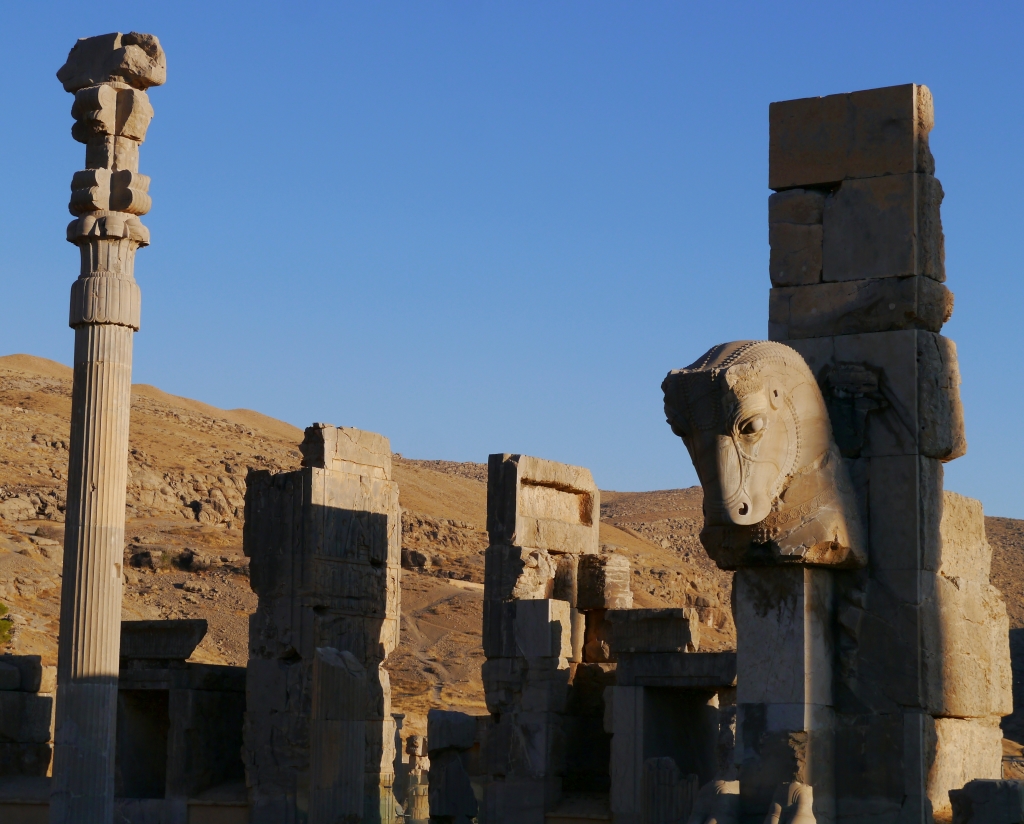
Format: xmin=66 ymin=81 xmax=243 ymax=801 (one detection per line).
xmin=49 ymin=32 xmax=165 ymax=824
xmin=768 ymin=84 xmax=1010 ymax=823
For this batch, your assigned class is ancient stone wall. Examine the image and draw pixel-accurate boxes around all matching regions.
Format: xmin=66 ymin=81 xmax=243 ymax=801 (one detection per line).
xmin=243 ymin=423 xmax=401 ymax=824
xmin=767 ymin=84 xmax=1011 ymax=824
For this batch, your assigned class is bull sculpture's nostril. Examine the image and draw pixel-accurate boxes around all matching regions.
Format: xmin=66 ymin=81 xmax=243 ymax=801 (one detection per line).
xmin=738 ymin=503 xmax=749 ymax=516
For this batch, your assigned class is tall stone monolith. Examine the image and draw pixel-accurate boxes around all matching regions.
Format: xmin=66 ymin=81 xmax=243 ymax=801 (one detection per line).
xmin=50 ymin=32 xmax=166 ymax=824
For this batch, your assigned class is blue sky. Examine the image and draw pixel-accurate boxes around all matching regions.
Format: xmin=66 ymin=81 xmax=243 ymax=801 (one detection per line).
xmin=1 ymin=3 xmax=1022 ymax=515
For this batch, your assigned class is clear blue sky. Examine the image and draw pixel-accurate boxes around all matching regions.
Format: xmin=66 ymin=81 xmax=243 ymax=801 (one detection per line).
xmin=1 ymin=3 xmax=1022 ymax=516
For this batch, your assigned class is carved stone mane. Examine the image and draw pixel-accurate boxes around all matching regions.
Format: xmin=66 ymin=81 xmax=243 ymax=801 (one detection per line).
xmin=663 ymin=340 xmax=865 ymax=569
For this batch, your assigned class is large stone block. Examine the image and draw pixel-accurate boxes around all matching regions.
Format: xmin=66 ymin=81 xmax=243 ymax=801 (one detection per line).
xmin=300 ymin=422 xmax=392 ymax=480
xmin=928 ymin=717 xmax=1004 ymax=822
xmin=769 ymin=84 xmax=934 ymax=190
xmin=484 ymin=544 xmax=555 ymax=602
xmin=931 ymin=491 xmax=991 ymax=582
xmin=949 ymin=780 xmax=1024 ymax=824
xmin=768 ymin=276 xmax=952 ymax=340
xmin=0 ymin=656 xmax=55 ymax=694
xmin=487 ymin=453 xmax=599 ymax=555
xmin=0 ymin=693 xmax=53 ymax=744
xmin=577 ymin=551 xmax=633 ymax=611
xmin=515 ymin=599 xmax=572 ymax=659
xmin=614 ymin=651 xmax=736 ymax=689
xmin=734 ymin=568 xmax=832 ymax=707
xmin=427 ymin=709 xmax=477 ymax=753
xmin=784 ymin=330 xmax=965 ymax=461
xmin=120 ymin=619 xmax=208 ymax=661
xmin=769 ymin=223 xmax=822 ymax=288
xmin=822 ymin=173 xmax=945 ymax=282
xmin=58 ymin=31 xmax=167 ymax=93
xmin=921 ymin=573 xmax=1012 ymax=719
xmin=607 ymin=609 xmax=700 ymax=655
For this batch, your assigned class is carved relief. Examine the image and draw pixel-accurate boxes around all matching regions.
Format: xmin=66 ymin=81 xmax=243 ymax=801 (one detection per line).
xmin=663 ymin=341 xmax=865 ymax=569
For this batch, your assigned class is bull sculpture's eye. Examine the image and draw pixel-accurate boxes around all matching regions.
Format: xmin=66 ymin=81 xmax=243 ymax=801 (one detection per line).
xmin=737 ymin=415 xmax=766 ymax=438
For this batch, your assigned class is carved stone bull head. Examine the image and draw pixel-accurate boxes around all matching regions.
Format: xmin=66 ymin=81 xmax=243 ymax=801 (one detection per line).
xmin=663 ymin=341 xmax=865 ymax=569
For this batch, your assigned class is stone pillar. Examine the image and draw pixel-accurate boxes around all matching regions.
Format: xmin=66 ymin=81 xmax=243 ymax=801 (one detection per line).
xmin=481 ymin=454 xmax=600 ymax=824
xmin=243 ymin=424 xmax=401 ymax=824
xmin=310 ymin=647 xmax=368 ymax=824
xmin=768 ymin=84 xmax=1010 ymax=823
xmin=49 ymin=32 xmax=165 ymax=824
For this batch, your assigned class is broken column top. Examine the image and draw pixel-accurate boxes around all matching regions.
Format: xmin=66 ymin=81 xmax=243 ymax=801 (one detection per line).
xmin=487 ymin=453 xmax=599 ymax=554
xmin=300 ymin=422 xmax=392 ymax=480
xmin=57 ymin=32 xmax=167 ymax=92
xmin=769 ymin=83 xmax=934 ymax=190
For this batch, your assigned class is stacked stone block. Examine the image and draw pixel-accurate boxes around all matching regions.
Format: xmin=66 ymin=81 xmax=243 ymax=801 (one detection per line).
xmin=768 ymin=84 xmax=1010 ymax=823
xmin=481 ymin=454 xmax=600 ymax=823
xmin=243 ymin=423 xmax=401 ymax=824
xmin=0 ymin=656 xmax=55 ymax=778
xmin=427 ymin=709 xmax=479 ymax=824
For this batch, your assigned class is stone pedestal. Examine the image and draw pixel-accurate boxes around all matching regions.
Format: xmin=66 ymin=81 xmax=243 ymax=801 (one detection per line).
xmin=243 ymin=424 xmax=401 ymax=824
xmin=50 ymin=32 xmax=165 ymax=824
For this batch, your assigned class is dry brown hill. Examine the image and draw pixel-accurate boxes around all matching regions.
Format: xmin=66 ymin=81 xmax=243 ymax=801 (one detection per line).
xmin=1 ymin=353 xmax=1020 ymax=736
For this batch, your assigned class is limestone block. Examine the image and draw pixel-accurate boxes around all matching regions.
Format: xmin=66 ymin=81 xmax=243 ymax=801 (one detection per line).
xmin=484 ymin=544 xmax=555 ymax=602
xmin=607 ymin=609 xmax=700 ymax=655
xmin=429 ymin=748 xmax=478 ymax=822
xmin=570 ymin=608 xmax=585 ymax=663
xmin=58 ymin=31 xmax=167 ymax=92
xmin=615 ymin=651 xmax=737 ymax=689
xmin=769 ymin=223 xmax=822 ymax=287
xmin=427 ymin=709 xmax=477 ymax=753
xmin=822 ymin=173 xmax=945 ymax=282
xmin=70 ymin=85 xmax=154 ymax=144
xmin=577 ymin=551 xmax=633 ymax=611
xmin=921 ymin=573 xmax=1012 ymax=719
xmin=769 ymin=84 xmax=934 ymax=190
xmin=735 ymin=568 xmax=832 ymax=706
xmin=515 ymin=599 xmax=572 ymax=659
xmin=85 ymin=135 xmax=140 ymax=173
xmin=931 ymin=491 xmax=991 ymax=582
xmin=949 ymin=780 xmax=1024 ymax=824
xmin=0 ymin=692 xmax=54 ymax=743
xmin=483 ymin=598 xmax=518 ymax=658
xmin=0 ymin=664 xmax=19 ymax=691
xmin=487 ymin=453 xmax=599 ymax=555
xmin=642 ymin=757 xmax=699 ymax=824
xmin=120 ymin=619 xmax=207 ymax=660
xmin=0 ymin=742 xmax=52 ymax=777
xmin=769 ymin=189 xmax=826 ymax=225
xmin=482 ymin=775 xmax=560 ymax=824
xmin=309 ymin=648 xmax=366 ymax=824
xmin=785 ymin=330 xmax=965 ymax=461
xmin=768 ymin=276 xmax=952 ymax=339
xmin=553 ymin=553 xmax=579 ymax=606
xmin=583 ymin=608 xmax=613 ymax=663
xmin=928 ymin=718 xmax=1004 ymax=822
xmin=300 ymin=422 xmax=392 ymax=480
xmin=0 ymin=656 xmax=55 ymax=693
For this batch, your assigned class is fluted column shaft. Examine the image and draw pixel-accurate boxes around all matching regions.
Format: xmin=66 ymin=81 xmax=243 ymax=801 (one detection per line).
xmin=50 ymin=31 xmax=165 ymax=824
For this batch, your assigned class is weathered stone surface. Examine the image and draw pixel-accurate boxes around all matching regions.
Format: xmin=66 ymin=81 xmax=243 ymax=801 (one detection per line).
xmin=687 ymin=779 xmax=740 ymax=824
xmin=768 ymin=276 xmax=952 ymax=340
xmin=429 ymin=749 xmax=478 ymax=823
xmin=769 ymin=189 xmax=827 ymax=225
xmin=300 ymin=422 xmax=392 ymax=479
xmin=0 ymin=657 xmax=55 ymax=693
xmin=608 ymin=609 xmax=700 ymax=655
xmin=427 ymin=709 xmax=477 ymax=753
xmin=309 ymin=647 xmax=366 ymax=824
xmin=577 ymin=550 xmax=633 ymax=611
xmin=928 ymin=717 xmax=1004 ymax=821
xmin=784 ymin=330 xmax=965 ymax=461
xmin=822 ymin=173 xmax=945 ymax=283
xmin=931 ymin=491 xmax=990 ymax=581
xmin=0 ymin=693 xmax=53 ymax=743
xmin=484 ymin=545 xmax=555 ymax=602
xmin=0 ymin=664 xmax=19 ymax=691
xmin=57 ymin=32 xmax=167 ymax=92
xmin=763 ymin=782 xmax=815 ymax=824
xmin=0 ymin=741 xmax=52 ymax=777
xmin=769 ymin=84 xmax=934 ymax=190
xmin=614 ymin=651 xmax=736 ymax=689
xmin=663 ymin=341 xmax=865 ymax=569
xmin=769 ymin=223 xmax=822 ymax=287
xmin=949 ymin=779 xmax=1024 ymax=824
xmin=119 ymin=619 xmax=207 ymax=660
xmin=487 ymin=453 xmax=599 ymax=555
xmin=515 ymin=599 xmax=572 ymax=659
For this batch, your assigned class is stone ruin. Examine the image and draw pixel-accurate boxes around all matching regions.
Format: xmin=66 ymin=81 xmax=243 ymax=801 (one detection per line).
xmin=0 ymin=29 xmax=1019 ymax=824
xmin=244 ymin=423 xmax=401 ymax=823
